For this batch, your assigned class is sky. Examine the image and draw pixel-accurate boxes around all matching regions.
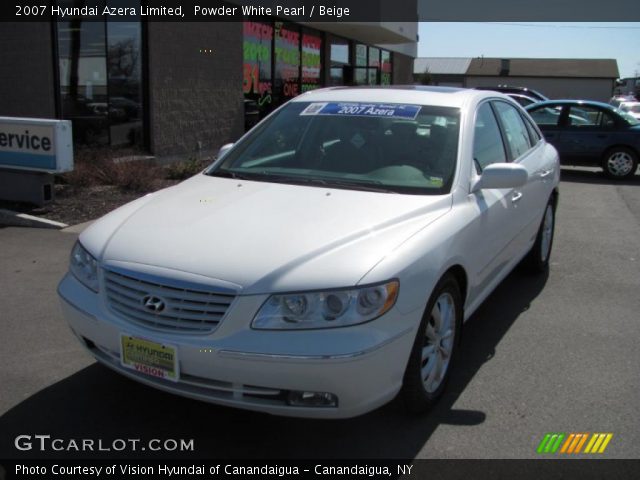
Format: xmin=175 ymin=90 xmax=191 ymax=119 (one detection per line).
xmin=417 ymin=23 xmax=640 ymax=78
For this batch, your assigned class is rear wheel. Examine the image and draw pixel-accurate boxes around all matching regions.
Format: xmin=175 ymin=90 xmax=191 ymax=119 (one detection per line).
xmin=401 ymin=273 xmax=462 ymax=413
xmin=602 ymin=147 xmax=638 ymax=179
xmin=524 ymin=198 xmax=555 ymax=272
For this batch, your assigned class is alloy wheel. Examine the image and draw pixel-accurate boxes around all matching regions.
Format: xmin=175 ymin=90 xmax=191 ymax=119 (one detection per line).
xmin=607 ymin=151 xmax=635 ymax=177
xmin=422 ymin=292 xmax=456 ymax=393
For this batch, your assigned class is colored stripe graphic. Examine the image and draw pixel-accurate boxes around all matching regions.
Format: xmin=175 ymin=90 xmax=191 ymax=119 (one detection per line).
xmin=538 ymin=433 xmax=613 ymax=454
xmin=560 ymin=433 xmax=575 ymax=453
xmin=537 ymin=433 xmax=565 ymax=453
xmin=584 ymin=433 xmax=613 ymax=454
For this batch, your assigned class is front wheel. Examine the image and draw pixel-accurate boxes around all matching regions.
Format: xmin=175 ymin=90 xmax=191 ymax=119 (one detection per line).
xmin=523 ymin=199 xmax=555 ymax=272
xmin=401 ymin=273 xmax=462 ymax=413
xmin=602 ymin=147 xmax=638 ymax=179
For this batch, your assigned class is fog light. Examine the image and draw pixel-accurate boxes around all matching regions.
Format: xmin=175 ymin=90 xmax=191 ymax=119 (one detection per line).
xmin=287 ymin=391 xmax=338 ymax=408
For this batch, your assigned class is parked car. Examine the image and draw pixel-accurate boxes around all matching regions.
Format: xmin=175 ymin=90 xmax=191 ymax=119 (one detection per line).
xmin=618 ymin=101 xmax=640 ymax=121
xmin=609 ymin=94 xmax=637 ymax=108
xmin=526 ymin=100 xmax=640 ymax=179
xmin=506 ymin=93 xmax=541 ymax=108
xmin=58 ymin=86 xmax=560 ymax=418
xmin=475 ymin=85 xmax=549 ymax=102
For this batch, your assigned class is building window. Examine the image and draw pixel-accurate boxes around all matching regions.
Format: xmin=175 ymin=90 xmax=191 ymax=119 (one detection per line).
xmin=329 ymin=36 xmax=349 ymax=86
xmin=301 ymin=29 xmax=322 ymax=93
xmin=354 ymin=43 xmax=368 ymax=85
xmin=274 ymin=22 xmax=301 ymax=105
xmin=368 ymin=46 xmax=380 ymax=85
xmin=57 ymin=19 xmax=109 ymax=145
xmin=56 ymin=3 xmax=144 ymax=148
xmin=106 ymin=22 xmax=143 ymax=147
xmin=241 ymin=20 xmax=394 ymax=124
xmin=243 ymin=21 xmax=273 ymax=124
xmin=381 ymin=50 xmax=392 ymax=85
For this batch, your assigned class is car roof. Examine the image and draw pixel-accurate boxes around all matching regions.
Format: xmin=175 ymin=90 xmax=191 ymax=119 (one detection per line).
xmin=526 ymin=99 xmax=617 ymax=110
xmin=291 ymin=85 xmax=504 ymax=109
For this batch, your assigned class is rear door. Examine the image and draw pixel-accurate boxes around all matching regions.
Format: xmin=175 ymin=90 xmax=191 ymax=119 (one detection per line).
xmin=493 ymin=100 xmax=550 ymax=255
xmin=561 ymin=104 xmax=618 ymax=161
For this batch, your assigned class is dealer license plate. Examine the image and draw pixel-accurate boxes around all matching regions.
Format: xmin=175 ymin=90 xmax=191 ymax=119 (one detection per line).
xmin=120 ymin=334 xmax=179 ymax=382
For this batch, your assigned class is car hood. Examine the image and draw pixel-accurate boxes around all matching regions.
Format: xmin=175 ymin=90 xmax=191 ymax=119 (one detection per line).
xmin=81 ymin=174 xmax=451 ymax=294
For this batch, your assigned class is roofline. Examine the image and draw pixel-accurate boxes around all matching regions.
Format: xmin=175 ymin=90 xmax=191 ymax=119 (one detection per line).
xmin=529 ymin=99 xmax=616 ymax=109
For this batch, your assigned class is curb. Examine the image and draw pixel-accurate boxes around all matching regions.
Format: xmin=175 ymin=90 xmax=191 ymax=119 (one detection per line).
xmin=0 ymin=208 xmax=69 ymax=229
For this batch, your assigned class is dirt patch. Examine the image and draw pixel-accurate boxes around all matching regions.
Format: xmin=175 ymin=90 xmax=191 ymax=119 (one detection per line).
xmin=0 ymin=150 xmax=211 ymax=226
xmin=0 ymin=181 xmax=176 ymax=226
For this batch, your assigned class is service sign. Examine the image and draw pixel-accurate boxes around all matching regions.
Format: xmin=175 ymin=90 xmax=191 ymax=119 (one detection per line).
xmin=0 ymin=117 xmax=73 ymax=173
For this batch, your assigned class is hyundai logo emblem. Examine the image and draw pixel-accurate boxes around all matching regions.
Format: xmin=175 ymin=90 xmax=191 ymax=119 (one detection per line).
xmin=142 ymin=295 xmax=165 ymax=312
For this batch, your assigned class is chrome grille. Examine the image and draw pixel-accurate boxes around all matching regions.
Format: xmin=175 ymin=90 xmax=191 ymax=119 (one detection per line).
xmin=104 ymin=269 xmax=235 ymax=333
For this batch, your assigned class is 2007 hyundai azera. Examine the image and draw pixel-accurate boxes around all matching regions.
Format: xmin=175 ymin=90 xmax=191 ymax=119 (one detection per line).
xmin=58 ymin=86 xmax=560 ymax=418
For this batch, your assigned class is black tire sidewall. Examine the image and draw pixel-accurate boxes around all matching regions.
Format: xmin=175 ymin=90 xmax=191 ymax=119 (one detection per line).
xmin=538 ymin=201 xmax=555 ymax=267
xmin=401 ymin=273 xmax=463 ymax=412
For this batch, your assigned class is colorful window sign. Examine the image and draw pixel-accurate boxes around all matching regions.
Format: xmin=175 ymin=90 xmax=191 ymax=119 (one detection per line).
xmin=301 ymin=32 xmax=321 ymax=93
xmin=275 ymin=22 xmax=301 ymax=99
xmin=381 ymin=50 xmax=392 ymax=85
xmin=243 ymin=21 xmax=273 ymax=99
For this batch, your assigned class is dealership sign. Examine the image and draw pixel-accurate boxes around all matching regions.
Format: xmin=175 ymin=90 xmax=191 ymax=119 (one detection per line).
xmin=0 ymin=117 xmax=73 ymax=173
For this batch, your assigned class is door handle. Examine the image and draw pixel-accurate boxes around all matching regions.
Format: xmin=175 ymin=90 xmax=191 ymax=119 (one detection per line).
xmin=539 ymin=168 xmax=554 ymax=179
xmin=511 ymin=191 xmax=523 ymax=203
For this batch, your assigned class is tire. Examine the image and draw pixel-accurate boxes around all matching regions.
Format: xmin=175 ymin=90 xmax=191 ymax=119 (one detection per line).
xmin=401 ymin=273 xmax=462 ymax=413
xmin=523 ymin=198 xmax=556 ymax=272
xmin=602 ymin=147 xmax=638 ymax=179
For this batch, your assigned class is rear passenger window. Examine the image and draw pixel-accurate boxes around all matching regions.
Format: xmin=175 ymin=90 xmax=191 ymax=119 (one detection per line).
xmin=523 ymin=115 xmax=541 ymax=145
xmin=567 ymin=105 xmax=616 ymax=128
xmin=528 ymin=105 xmax=563 ymax=126
xmin=494 ymin=101 xmax=532 ymax=159
xmin=473 ymin=103 xmax=507 ymax=173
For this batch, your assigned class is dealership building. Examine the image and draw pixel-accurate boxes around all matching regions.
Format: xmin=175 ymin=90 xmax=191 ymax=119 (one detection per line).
xmin=0 ymin=9 xmax=417 ymax=160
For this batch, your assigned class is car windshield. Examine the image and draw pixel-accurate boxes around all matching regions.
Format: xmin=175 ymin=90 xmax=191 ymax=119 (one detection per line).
xmin=207 ymin=101 xmax=461 ymax=194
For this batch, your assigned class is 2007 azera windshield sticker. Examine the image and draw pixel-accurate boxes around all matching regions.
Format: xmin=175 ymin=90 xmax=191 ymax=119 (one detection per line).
xmin=301 ymin=102 xmax=421 ymax=119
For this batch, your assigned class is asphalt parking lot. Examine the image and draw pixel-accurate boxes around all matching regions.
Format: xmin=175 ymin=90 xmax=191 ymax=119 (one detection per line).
xmin=0 ymin=168 xmax=639 ymax=461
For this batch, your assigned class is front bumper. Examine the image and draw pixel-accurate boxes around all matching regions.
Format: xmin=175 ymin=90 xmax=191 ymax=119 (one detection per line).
xmin=58 ymin=273 xmax=419 ymax=419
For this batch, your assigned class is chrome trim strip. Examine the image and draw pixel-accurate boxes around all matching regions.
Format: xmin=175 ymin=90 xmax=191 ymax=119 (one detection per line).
xmin=218 ymin=326 xmax=414 ymax=361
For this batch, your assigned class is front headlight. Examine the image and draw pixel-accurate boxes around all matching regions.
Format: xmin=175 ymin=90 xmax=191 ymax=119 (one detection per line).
xmin=252 ymin=280 xmax=399 ymax=330
xmin=70 ymin=241 xmax=99 ymax=292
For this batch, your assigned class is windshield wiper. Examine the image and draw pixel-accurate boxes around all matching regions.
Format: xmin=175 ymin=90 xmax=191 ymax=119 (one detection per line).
xmin=209 ymin=170 xmax=398 ymax=193
xmin=285 ymin=177 xmax=397 ymax=193
xmin=207 ymin=169 xmax=256 ymax=180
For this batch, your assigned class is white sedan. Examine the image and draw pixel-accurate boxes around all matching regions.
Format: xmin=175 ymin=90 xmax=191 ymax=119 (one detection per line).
xmin=58 ymin=87 xmax=560 ymax=419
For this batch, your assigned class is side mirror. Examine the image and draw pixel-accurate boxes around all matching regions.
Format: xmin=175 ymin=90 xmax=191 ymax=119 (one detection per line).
xmin=217 ymin=143 xmax=234 ymax=159
xmin=471 ymin=163 xmax=528 ymax=192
